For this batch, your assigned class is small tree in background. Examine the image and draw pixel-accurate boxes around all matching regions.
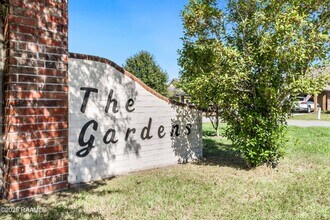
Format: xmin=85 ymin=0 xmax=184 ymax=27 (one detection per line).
xmin=179 ymin=0 xmax=329 ymax=167
xmin=124 ymin=51 xmax=169 ymax=96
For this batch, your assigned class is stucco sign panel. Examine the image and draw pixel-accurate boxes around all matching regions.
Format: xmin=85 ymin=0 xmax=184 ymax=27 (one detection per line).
xmin=68 ymin=57 xmax=202 ymax=184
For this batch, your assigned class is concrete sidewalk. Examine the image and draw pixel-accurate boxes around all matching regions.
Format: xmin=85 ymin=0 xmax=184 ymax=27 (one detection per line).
xmin=286 ymin=120 xmax=330 ymax=127
xmin=203 ymin=117 xmax=330 ymax=127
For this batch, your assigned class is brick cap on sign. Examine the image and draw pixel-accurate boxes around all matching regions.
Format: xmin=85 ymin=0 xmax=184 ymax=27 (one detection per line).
xmin=69 ymin=52 xmax=197 ymax=108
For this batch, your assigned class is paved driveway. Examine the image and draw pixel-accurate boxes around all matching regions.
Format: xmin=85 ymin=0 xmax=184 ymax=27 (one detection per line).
xmin=203 ymin=117 xmax=330 ymax=127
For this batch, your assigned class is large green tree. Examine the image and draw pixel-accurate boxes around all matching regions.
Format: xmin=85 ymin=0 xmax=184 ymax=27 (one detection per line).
xmin=179 ymin=0 xmax=329 ymax=167
xmin=124 ymin=51 xmax=169 ymax=96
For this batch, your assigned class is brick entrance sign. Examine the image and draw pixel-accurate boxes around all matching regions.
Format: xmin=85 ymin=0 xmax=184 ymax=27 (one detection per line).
xmin=0 ymin=0 xmax=202 ymax=202
xmin=1 ymin=0 xmax=68 ymax=201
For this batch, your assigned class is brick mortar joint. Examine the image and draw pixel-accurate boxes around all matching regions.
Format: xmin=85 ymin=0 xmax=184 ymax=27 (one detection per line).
xmin=2 ymin=0 xmax=69 ymax=202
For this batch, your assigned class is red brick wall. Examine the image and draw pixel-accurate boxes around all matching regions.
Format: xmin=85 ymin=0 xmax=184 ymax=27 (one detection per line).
xmin=327 ymin=92 xmax=330 ymax=111
xmin=2 ymin=0 xmax=68 ymax=201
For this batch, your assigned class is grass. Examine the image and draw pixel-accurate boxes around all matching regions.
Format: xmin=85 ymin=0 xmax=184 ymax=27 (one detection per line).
xmin=1 ymin=123 xmax=330 ymax=219
xmin=290 ymin=112 xmax=330 ymax=121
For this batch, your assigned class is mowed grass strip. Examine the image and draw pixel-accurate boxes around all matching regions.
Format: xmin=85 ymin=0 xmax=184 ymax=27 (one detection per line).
xmin=1 ymin=123 xmax=329 ymax=219
xmin=290 ymin=112 xmax=330 ymax=121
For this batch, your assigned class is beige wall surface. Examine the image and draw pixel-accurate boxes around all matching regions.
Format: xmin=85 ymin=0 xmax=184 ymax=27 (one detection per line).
xmin=68 ymin=58 xmax=202 ymax=184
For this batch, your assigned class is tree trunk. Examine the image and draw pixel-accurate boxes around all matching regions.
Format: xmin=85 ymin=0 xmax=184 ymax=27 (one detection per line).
xmin=215 ymin=104 xmax=220 ymax=137
xmin=208 ymin=103 xmax=221 ymax=137
xmin=216 ymin=124 xmax=220 ymax=137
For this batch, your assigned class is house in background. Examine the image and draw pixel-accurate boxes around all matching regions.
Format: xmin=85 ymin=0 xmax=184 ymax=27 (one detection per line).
xmin=168 ymin=79 xmax=190 ymax=104
xmin=167 ymin=69 xmax=330 ymax=111
xmin=317 ymin=84 xmax=330 ymax=112
xmin=315 ymin=66 xmax=330 ymax=112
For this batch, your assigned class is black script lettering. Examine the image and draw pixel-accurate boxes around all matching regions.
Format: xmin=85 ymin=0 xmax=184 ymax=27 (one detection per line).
xmin=125 ymin=98 xmax=135 ymax=112
xmin=125 ymin=128 xmax=136 ymax=141
xmin=185 ymin=124 xmax=192 ymax=135
xmin=158 ymin=125 xmax=166 ymax=138
xmin=103 ymin=129 xmax=118 ymax=144
xmin=80 ymin=87 xmax=98 ymax=113
xmin=77 ymin=120 xmax=98 ymax=157
xmin=105 ymin=89 xmax=119 ymax=113
xmin=171 ymin=124 xmax=180 ymax=137
xmin=141 ymin=118 xmax=153 ymax=140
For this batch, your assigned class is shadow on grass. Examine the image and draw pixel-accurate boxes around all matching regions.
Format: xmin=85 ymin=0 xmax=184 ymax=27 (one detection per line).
xmin=195 ymin=136 xmax=247 ymax=169
xmin=203 ymin=129 xmax=218 ymax=137
xmin=0 ymin=179 xmax=121 ymax=219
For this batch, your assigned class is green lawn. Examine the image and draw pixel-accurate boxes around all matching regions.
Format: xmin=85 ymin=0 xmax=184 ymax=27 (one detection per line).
xmin=1 ymin=124 xmax=329 ymax=219
xmin=290 ymin=112 xmax=330 ymax=121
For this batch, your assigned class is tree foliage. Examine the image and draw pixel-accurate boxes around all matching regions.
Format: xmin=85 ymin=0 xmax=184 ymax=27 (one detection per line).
xmin=124 ymin=51 xmax=169 ymax=96
xmin=179 ymin=0 xmax=329 ymax=167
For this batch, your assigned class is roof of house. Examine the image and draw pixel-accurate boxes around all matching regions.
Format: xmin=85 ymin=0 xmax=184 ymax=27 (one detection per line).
xmin=168 ymin=79 xmax=186 ymax=96
xmin=312 ymin=66 xmax=330 ymax=91
xmin=324 ymin=85 xmax=330 ymax=91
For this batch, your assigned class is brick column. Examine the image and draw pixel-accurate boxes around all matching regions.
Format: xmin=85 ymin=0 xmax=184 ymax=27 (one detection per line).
xmin=2 ymin=0 xmax=68 ymax=201
xmin=321 ymin=92 xmax=326 ymax=112
xmin=327 ymin=92 xmax=330 ymax=111
xmin=0 ymin=6 xmax=4 ymax=190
